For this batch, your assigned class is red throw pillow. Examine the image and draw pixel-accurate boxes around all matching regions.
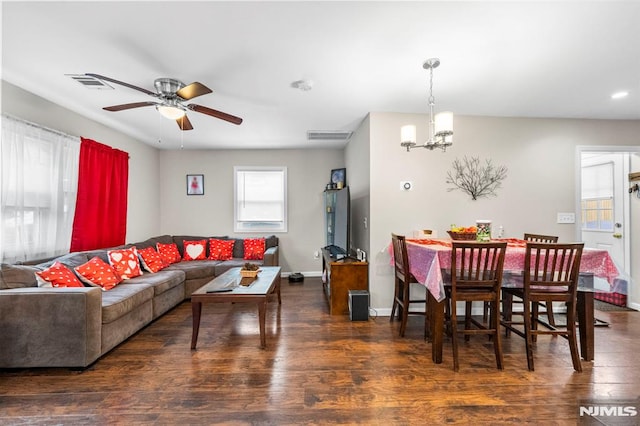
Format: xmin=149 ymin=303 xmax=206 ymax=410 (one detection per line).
xmin=156 ymin=243 xmax=182 ymax=264
xmin=138 ymin=247 xmax=168 ymax=273
xmin=75 ymin=257 xmax=122 ymax=291
xmin=35 ymin=261 xmax=84 ymax=288
xmin=183 ymin=239 xmax=207 ymax=261
xmin=209 ymin=239 xmax=235 ymax=261
xmin=244 ymin=238 xmax=265 ymax=260
xmin=107 ymin=247 xmax=143 ymax=279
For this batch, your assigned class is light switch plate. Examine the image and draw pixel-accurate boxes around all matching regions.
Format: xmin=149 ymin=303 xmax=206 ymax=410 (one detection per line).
xmin=557 ymin=212 xmax=576 ymax=224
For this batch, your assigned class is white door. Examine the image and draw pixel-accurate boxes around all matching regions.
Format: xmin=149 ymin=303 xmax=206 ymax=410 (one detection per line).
xmin=580 ymin=152 xmax=629 ymax=274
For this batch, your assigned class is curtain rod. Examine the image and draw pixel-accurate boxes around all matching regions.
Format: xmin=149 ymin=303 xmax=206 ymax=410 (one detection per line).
xmin=2 ymin=113 xmax=80 ymax=141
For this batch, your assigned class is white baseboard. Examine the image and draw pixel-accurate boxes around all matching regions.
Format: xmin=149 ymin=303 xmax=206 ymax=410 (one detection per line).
xmin=281 ymin=270 xmax=322 ymax=278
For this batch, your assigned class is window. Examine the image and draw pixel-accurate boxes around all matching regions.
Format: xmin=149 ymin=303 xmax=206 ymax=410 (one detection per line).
xmin=234 ymin=167 xmax=287 ymax=233
xmin=581 ymin=162 xmax=614 ymax=231
xmin=1 ymin=115 xmax=80 ymax=262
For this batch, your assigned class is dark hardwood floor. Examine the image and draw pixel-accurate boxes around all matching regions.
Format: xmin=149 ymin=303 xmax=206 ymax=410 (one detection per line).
xmin=1 ymin=277 xmax=638 ymax=425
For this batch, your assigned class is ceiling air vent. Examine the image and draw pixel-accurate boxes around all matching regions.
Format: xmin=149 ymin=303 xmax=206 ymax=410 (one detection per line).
xmin=307 ymin=130 xmax=353 ymax=141
xmin=66 ymin=74 xmax=113 ymax=89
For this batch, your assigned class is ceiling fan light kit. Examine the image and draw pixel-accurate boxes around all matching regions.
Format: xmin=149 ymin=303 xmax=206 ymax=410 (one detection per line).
xmin=156 ymin=104 xmax=186 ymax=120
xmin=401 ymin=57 xmax=454 ymax=152
xmin=85 ymin=73 xmax=243 ymax=131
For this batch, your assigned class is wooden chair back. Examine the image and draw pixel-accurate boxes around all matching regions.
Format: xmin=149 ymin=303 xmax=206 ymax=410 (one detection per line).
xmin=524 ymin=242 xmax=584 ymax=301
xmin=523 ymin=233 xmax=559 ymax=243
xmin=391 ymin=233 xmax=410 ymax=283
xmin=451 ymin=241 xmax=507 ymax=295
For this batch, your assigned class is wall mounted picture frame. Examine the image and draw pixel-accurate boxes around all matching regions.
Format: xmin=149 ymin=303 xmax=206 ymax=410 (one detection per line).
xmin=330 ymin=168 xmax=346 ymax=189
xmin=187 ymin=174 xmax=204 ymax=195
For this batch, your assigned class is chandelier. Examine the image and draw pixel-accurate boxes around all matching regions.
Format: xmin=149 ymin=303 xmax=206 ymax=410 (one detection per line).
xmin=401 ymin=58 xmax=453 ymax=152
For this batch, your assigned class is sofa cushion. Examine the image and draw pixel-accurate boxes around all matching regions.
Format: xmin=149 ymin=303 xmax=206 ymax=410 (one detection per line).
xmin=125 ymin=269 xmax=185 ymax=296
xmin=107 ymin=247 xmax=143 ymax=279
xmin=172 ymin=236 xmax=209 ymax=257
xmin=209 ymin=239 xmax=235 ymax=261
xmin=166 ymin=260 xmax=219 ymax=281
xmin=101 ymin=283 xmax=154 ymax=324
xmin=39 ymin=252 xmax=90 ymax=270
xmin=244 ymin=238 xmax=265 ymax=260
xmin=265 ymin=235 xmax=278 ymax=250
xmin=182 ymin=240 xmax=207 ymax=261
xmin=36 ymin=262 xmax=84 ymax=288
xmin=157 ymin=243 xmax=182 ymax=264
xmin=138 ymin=247 xmax=168 ymax=273
xmin=0 ymin=264 xmax=41 ymax=289
xmin=231 ymin=239 xmax=244 ymax=259
xmin=133 ymin=235 xmax=174 ymax=250
xmin=75 ymin=257 xmax=123 ymax=291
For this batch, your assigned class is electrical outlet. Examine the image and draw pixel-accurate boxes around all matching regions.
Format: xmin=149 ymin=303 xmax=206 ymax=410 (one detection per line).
xmin=314 ymin=250 xmax=320 ymax=259
xmin=557 ymin=212 xmax=576 ymax=224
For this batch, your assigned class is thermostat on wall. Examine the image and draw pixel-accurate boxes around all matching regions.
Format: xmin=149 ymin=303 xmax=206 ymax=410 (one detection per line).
xmin=400 ymin=181 xmax=413 ymax=191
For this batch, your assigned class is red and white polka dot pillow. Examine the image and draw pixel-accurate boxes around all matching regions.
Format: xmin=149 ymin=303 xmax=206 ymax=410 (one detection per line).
xmin=183 ymin=239 xmax=207 ymax=261
xmin=35 ymin=261 xmax=84 ymax=288
xmin=138 ymin=247 xmax=168 ymax=273
xmin=75 ymin=257 xmax=123 ymax=291
xmin=208 ymin=239 xmax=235 ymax=260
xmin=156 ymin=243 xmax=182 ymax=264
xmin=107 ymin=247 xmax=143 ymax=279
xmin=244 ymin=238 xmax=265 ymax=260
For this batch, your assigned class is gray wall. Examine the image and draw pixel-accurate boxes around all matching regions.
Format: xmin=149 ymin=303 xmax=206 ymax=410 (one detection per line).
xmin=158 ymin=148 xmax=344 ymax=274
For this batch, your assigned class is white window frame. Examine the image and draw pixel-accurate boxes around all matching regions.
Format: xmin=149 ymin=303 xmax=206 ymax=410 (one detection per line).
xmin=234 ymin=166 xmax=287 ymax=233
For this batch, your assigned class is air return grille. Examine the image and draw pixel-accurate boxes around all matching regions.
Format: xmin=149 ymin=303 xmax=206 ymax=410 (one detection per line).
xmin=307 ymin=130 xmax=353 ymax=141
xmin=67 ymin=74 xmax=113 ymax=89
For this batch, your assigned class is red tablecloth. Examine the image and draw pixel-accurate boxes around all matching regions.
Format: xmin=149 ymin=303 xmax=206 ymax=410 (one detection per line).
xmin=404 ymin=238 xmax=620 ymax=302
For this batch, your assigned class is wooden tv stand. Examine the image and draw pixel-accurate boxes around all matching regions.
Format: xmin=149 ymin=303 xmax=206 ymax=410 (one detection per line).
xmin=321 ymin=248 xmax=368 ymax=315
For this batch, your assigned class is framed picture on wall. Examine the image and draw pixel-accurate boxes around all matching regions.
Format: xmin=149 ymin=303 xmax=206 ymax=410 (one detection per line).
xmin=330 ymin=168 xmax=346 ymax=189
xmin=187 ymin=174 xmax=204 ymax=195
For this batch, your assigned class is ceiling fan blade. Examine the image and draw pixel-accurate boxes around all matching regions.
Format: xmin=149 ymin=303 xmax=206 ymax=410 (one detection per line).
xmin=188 ymin=104 xmax=243 ymax=125
xmin=85 ymin=73 xmax=157 ymax=97
xmin=176 ymin=115 xmax=194 ymax=131
xmin=103 ymin=101 xmax=157 ymax=112
xmin=176 ymin=82 xmax=212 ymax=100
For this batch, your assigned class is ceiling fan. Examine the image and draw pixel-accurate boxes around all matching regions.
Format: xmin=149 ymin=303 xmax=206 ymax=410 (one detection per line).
xmin=85 ymin=73 xmax=243 ymax=130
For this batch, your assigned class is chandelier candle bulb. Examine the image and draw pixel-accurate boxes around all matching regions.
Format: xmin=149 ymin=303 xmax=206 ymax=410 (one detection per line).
xmin=435 ymin=111 xmax=453 ymax=135
xmin=401 ymin=125 xmax=417 ymax=144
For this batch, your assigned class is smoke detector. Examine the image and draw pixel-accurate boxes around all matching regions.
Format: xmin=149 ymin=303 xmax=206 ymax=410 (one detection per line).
xmin=291 ymin=79 xmax=313 ymax=91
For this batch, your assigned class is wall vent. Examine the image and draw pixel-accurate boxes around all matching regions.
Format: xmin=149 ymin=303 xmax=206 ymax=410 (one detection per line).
xmin=66 ymin=74 xmax=114 ymax=89
xmin=307 ymin=130 xmax=353 ymax=141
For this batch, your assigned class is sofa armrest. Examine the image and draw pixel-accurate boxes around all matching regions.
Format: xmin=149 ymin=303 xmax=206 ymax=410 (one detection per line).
xmin=263 ymin=246 xmax=279 ymax=266
xmin=0 ymin=287 xmax=103 ymax=368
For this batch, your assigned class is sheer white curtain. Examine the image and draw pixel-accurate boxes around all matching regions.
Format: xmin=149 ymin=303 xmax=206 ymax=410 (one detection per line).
xmin=1 ymin=115 xmax=80 ymax=263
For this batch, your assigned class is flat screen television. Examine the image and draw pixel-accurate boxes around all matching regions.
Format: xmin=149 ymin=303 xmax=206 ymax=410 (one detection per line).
xmin=330 ymin=186 xmax=350 ymax=257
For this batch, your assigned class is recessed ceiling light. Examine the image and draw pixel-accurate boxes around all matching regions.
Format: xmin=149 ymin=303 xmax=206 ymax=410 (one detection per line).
xmin=611 ymin=91 xmax=629 ymax=99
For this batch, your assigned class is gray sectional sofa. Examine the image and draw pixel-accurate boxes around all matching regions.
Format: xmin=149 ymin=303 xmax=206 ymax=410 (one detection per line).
xmin=0 ymin=234 xmax=279 ymax=369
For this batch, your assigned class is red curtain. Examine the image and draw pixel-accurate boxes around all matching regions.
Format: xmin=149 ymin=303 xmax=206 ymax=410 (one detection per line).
xmin=70 ymin=138 xmax=129 ymax=252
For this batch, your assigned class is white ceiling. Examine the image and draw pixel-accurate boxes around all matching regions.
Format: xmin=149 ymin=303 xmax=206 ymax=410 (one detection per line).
xmin=2 ymin=1 xmax=639 ymax=150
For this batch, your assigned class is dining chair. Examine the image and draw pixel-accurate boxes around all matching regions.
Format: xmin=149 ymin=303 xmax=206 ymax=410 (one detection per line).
xmin=447 ymin=241 xmax=507 ymax=371
xmin=524 ymin=233 xmax=560 ymax=326
xmin=501 ymin=242 xmax=584 ymax=372
xmin=390 ymin=233 xmax=427 ymax=337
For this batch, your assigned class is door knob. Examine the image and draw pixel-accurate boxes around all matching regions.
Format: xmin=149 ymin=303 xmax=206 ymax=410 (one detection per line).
xmin=613 ymin=233 xmax=623 ymax=239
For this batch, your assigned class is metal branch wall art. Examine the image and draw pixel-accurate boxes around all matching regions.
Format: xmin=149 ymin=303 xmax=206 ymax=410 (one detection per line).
xmin=446 ymin=156 xmax=508 ymax=200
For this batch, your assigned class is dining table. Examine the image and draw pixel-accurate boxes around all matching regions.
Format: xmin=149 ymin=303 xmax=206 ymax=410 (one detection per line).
xmin=404 ymin=238 xmax=621 ymax=364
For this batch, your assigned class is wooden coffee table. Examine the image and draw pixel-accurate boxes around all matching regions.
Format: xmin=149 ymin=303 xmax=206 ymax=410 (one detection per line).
xmin=190 ymin=266 xmax=281 ymax=349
